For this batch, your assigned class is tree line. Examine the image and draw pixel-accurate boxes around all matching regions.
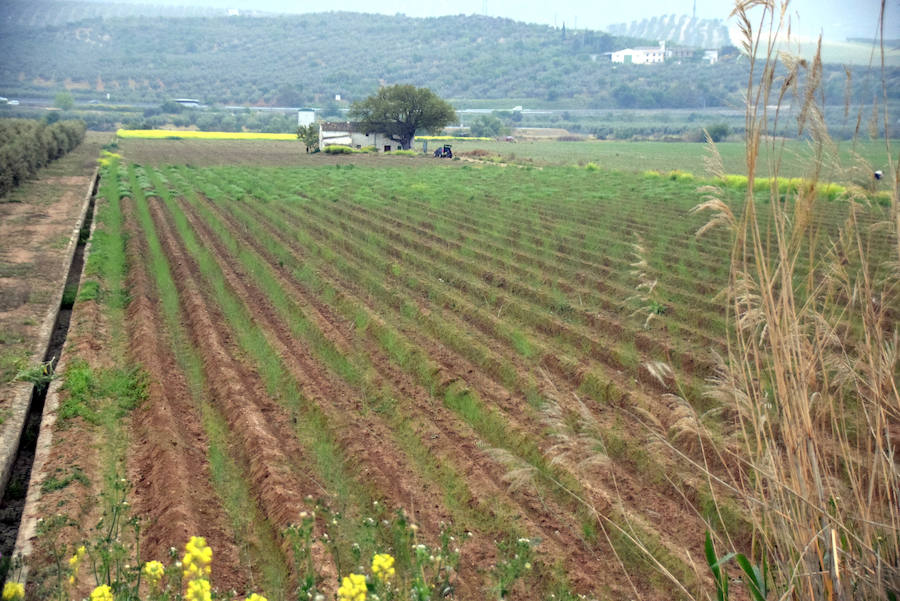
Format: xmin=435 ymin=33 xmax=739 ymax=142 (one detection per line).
xmin=0 ymin=119 xmax=85 ymax=197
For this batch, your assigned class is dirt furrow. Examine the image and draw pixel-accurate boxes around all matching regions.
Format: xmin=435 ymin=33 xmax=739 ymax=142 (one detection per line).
xmin=121 ymin=198 xmax=246 ymax=589
xmin=145 ymin=196 xmax=321 ymax=539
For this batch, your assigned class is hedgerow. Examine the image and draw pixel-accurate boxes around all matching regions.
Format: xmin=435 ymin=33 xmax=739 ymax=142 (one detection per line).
xmin=0 ymin=118 xmax=85 ymax=197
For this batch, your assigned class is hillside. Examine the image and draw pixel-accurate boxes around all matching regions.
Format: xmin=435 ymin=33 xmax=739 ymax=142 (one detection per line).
xmin=0 ymin=0 xmax=225 ymax=26
xmin=0 ymin=2 xmax=893 ymax=109
xmin=607 ymin=14 xmax=731 ymax=49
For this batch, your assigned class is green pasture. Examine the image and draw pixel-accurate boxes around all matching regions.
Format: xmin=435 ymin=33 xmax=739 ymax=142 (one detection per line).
xmin=441 ymin=138 xmax=896 ymax=179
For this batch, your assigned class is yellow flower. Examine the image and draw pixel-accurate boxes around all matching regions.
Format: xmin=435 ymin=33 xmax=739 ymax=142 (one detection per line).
xmin=68 ymin=544 xmax=87 ymax=581
xmin=371 ymin=553 xmax=395 ymax=581
xmin=337 ymin=573 xmax=367 ymax=601
xmin=142 ymin=560 xmax=165 ymax=588
xmin=90 ymin=584 xmax=114 ymax=601
xmin=185 ymin=578 xmax=212 ymax=601
xmin=2 ymin=582 xmax=24 ymax=601
xmin=244 ymin=595 xmax=268 ymax=601
xmin=116 ymin=129 xmax=295 ymax=141
xmin=68 ymin=545 xmax=86 ymax=567
xmin=183 ymin=536 xmax=212 ymax=579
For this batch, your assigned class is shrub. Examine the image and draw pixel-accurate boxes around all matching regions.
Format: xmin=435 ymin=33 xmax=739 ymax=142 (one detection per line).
xmin=720 ymin=174 xmax=748 ymax=189
xmin=324 ymin=145 xmax=354 ymax=154
xmin=667 ymin=169 xmax=694 ymax=181
xmin=705 ymin=123 xmax=730 ymax=142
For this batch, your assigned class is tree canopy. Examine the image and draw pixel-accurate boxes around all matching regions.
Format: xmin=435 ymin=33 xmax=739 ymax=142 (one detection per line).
xmin=349 ymin=85 xmax=456 ymax=150
xmin=469 ymin=114 xmax=507 ymax=137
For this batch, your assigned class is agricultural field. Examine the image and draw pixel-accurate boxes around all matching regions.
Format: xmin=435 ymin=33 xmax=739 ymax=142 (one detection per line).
xmin=114 ymin=135 xmax=896 ymax=182
xmin=20 ymin=137 xmax=897 ymax=601
xmin=444 ymin=138 xmax=895 ymax=178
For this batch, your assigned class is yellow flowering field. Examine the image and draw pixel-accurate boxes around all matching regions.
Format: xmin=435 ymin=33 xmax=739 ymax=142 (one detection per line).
xmin=116 ymin=129 xmax=297 ymax=140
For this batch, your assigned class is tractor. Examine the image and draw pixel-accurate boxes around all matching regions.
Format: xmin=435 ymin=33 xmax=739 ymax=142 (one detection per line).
xmin=433 ymin=144 xmax=453 ymax=158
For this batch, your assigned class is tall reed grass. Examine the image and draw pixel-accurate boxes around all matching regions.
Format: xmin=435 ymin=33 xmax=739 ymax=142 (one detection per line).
xmin=691 ymin=1 xmax=899 ymax=598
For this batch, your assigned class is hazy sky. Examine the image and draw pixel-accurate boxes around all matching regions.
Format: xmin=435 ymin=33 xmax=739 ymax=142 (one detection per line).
xmin=89 ymin=0 xmax=897 ymax=40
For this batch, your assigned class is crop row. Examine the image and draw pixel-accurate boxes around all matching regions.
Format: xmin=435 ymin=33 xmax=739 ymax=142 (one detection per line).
xmin=125 ymin=162 xmax=737 ymax=598
xmin=122 ymin=165 xmax=683 ymax=598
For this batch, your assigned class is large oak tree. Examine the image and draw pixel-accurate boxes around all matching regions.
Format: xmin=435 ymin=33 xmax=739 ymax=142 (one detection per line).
xmin=349 ymin=84 xmax=456 ymax=150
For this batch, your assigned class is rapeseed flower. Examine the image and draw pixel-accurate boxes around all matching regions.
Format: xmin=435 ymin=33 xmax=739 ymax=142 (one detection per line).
xmin=68 ymin=544 xmax=86 ymax=585
xmin=185 ymin=578 xmax=212 ymax=601
xmin=337 ymin=573 xmax=367 ymax=601
xmin=90 ymin=584 xmax=114 ymax=601
xmin=244 ymin=594 xmax=268 ymax=601
xmin=183 ymin=536 xmax=212 ymax=580
xmin=1 ymin=582 xmax=24 ymax=601
xmin=371 ymin=553 xmax=395 ymax=581
xmin=116 ymin=129 xmax=295 ymax=141
xmin=142 ymin=560 xmax=165 ymax=589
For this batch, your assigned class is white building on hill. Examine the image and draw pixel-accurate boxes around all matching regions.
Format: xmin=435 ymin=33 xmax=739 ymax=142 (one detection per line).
xmin=611 ymin=41 xmax=667 ymax=64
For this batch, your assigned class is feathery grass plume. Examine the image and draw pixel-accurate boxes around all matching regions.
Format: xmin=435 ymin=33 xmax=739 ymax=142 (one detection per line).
xmin=627 ymin=234 xmax=666 ymax=329
xmin=533 ymin=392 xmax=704 ymax=599
xmin=689 ymin=1 xmax=899 ymax=598
xmin=482 ymin=447 xmax=538 ymax=494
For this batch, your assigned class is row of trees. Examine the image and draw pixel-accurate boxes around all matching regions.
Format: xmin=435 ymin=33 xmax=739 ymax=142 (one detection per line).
xmin=0 ymin=119 xmax=85 ymax=197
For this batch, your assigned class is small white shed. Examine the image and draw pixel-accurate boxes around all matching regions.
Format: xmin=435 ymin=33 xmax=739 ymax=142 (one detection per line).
xmin=297 ymin=108 xmax=316 ymax=127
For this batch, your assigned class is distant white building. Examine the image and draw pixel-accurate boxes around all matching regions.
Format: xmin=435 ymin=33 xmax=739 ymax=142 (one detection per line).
xmin=703 ymin=49 xmax=719 ymax=64
xmin=611 ymin=41 xmax=667 ymax=64
xmin=319 ymin=122 xmax=403 ymax=152
xmin=297 ymin=108 xmax=316 ymax=127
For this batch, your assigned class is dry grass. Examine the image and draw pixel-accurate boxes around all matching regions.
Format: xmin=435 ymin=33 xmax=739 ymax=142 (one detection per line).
xmin=689 ymin=1 xmax=899 ymax=598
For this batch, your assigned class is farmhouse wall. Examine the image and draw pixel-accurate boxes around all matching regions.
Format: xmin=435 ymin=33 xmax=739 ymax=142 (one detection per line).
xmin=319 ymin=122 xmax=402 ymax=152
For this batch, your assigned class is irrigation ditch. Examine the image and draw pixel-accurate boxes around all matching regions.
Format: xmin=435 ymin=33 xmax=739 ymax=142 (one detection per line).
xmin=0 ymin=169 xmax=99 ymax=583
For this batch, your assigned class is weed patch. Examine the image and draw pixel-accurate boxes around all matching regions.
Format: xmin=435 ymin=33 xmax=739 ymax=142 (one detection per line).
xmin=58 ymin=359 xmax=147 ymax=425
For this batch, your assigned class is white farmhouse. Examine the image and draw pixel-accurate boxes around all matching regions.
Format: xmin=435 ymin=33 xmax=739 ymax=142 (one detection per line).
xmin=611 ymin=41 xmax=667 ymax=64
xmin=319 ymin=122 xmax=403 ymax=152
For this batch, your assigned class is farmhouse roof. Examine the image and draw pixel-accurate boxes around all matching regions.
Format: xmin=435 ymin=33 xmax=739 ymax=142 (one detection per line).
xmin=320 ymin=121 xmax=366 ymax=132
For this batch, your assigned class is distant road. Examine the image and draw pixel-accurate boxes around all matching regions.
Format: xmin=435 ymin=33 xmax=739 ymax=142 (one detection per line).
xmin=10 ymin=96 xmax=749 ymax=118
